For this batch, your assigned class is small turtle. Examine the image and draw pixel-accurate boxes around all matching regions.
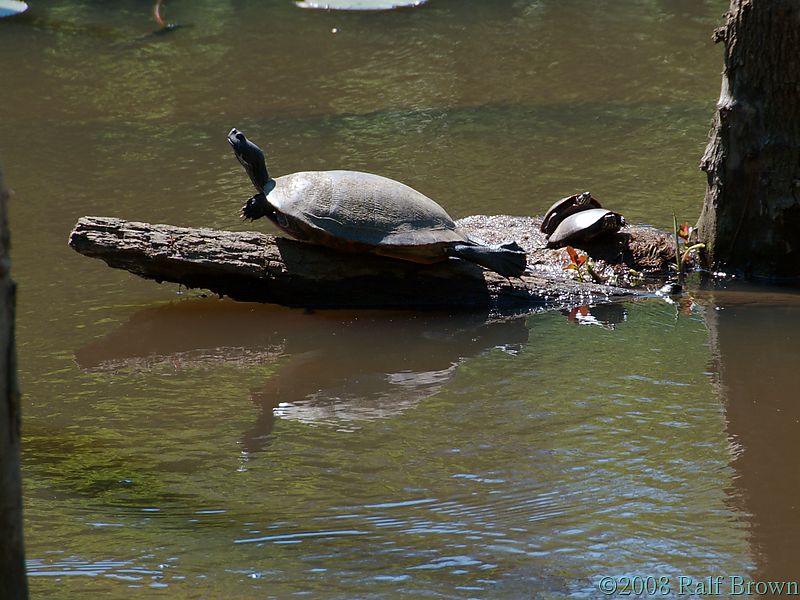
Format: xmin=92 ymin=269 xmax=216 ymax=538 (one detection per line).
xmin=540 ymin=191 xmax=602 ymax=235
xmin=545 ymin=208 xmax=625 ymax=249
xmin=228 ymin=129 xmax=527 ymax=277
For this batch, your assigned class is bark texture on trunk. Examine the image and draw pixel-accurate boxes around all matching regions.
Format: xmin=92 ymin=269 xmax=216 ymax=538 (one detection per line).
xmin=0 ymin=168 xmax=27 ymax=599
xmin=697 ymin=0 xmax=800 ymax=279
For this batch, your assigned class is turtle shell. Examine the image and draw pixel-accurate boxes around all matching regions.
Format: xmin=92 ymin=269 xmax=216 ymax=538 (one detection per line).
xmin=540 ymin=192 xmax=602 ymax=235
xmin=267 ymin=170 xmax=468 ymax=249
xmin=546 ymin=208 xmax=625 ymax=248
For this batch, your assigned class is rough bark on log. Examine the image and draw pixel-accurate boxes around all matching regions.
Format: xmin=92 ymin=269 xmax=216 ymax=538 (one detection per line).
xmin=697 ymin=0 xmax=800 ymax=279
xmin=68 ymin=215 xmax=678 ymax=310
xmin=0 ymin=168 xmax=27 ymax=599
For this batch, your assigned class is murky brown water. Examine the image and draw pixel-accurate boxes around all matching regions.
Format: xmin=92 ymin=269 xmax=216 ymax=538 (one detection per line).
xmin=3 ymin=0 xmax=800 ymax=597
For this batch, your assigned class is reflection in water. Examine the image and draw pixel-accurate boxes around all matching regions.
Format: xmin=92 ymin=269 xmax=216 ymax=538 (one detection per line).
xmin=76 ymin=299 xmax=528 ymax=452
xmin=700 ymin=285 xmax=800 ymax=583
xmin=561 ymin=302 xmax=628 ymax=329
xmin=296 ymin=0 xmax=429 ymax=10
xmin=24 ymin=297 xmax=755 ymax=596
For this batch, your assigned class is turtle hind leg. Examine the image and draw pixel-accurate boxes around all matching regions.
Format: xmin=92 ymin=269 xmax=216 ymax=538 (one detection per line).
xmin=446 ymin=241 xmax=527 ymax=277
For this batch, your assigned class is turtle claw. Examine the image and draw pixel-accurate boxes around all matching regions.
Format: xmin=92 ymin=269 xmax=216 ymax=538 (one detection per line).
xmin=240 ymin=193 xmax=270 ymax=221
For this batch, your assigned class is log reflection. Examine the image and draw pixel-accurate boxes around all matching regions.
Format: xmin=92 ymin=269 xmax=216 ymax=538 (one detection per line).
xmin=76 ymin=299 xmax=529 ymax=452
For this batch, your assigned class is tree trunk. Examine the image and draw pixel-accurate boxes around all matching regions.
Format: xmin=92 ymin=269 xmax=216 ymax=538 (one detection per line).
xmin=0 ymin=168 xmax=27 ymax=599
xmin=697 ymin=0 xmax=800 ymax=279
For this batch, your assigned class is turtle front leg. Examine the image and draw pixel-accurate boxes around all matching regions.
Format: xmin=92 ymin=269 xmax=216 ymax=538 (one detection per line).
xmin=240 ymin=193 xmax=276 ymax=221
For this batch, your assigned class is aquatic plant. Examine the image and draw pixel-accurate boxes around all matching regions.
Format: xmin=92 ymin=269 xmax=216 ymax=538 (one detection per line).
xmin=564 ymin=246 xmax=603 ymax=284
xmin=672 ymin=213 xmax=705 ymax=284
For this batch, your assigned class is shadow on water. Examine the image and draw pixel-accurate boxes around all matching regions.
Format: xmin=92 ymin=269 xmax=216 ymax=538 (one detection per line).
xmin=697 ymin=283 xmax=800 ymax=583
xmin=75 ymin=299 xmax=530 ymax=452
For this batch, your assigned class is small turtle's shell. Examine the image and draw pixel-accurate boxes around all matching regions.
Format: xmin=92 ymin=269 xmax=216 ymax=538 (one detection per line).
xmin=546 ymin=208 xmax=625 ymax=248
xmin=267 ymin=170 xmax=469 ymax=259
xmin=540 ymin=192 xmax=602 ymax=235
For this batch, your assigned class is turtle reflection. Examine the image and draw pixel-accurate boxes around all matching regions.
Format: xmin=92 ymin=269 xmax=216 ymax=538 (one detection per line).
xmin=76 ymin=300 xmax=529 ymax=453
xmin=561 ymin=302 xmax=627 ymax=329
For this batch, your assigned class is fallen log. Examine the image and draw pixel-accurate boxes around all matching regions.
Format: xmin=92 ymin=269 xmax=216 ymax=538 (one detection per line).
xmin=68 ymin=215 xmax=677 ymax=310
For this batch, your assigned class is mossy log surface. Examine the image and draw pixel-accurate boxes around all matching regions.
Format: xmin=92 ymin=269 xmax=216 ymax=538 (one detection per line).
xmin=69 ymin=215 xmax=677 ymax=310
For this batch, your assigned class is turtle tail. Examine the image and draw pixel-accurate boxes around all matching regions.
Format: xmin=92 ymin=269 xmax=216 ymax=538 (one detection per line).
xmin=447 ymin=241 xmax=527 ymax=277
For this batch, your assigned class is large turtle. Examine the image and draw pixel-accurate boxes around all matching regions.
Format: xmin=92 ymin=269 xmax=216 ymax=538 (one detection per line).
xmin=227 ymin=128 xmax=527 ymax=277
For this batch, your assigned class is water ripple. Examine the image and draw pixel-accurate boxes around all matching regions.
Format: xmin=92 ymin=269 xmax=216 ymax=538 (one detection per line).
xmin=234 ymin=529 xmax=368 ymax=545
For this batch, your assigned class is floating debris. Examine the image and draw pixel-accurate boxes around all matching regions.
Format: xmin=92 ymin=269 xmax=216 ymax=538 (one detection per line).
xmin=153 ymin=0 xmax=181 ymax=33
xmin=295 ymin=0 xmax=427 ymax=11
xmin=0 ymin=0 xmax=28 ymax=18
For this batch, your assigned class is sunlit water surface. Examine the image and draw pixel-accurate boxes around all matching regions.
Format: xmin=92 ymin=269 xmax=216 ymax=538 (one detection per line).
xmin=2 ymin=0 xmax=799 ymax=597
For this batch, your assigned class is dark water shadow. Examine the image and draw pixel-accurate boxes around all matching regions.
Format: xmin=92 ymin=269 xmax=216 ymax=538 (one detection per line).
xmin=271 ymin=236 xmax=494 ymax=309
xmin=697 ymin=284 xmax=800 ymax=581
xmin=75 ymin=299 xmax=529 ymax=453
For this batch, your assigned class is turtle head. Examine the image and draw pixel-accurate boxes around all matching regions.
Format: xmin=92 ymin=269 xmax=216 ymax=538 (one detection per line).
xmin=604 ymin=211 xmax=626 ymax=231
xmin=228 ymin=128 xmax=271 ymax=193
